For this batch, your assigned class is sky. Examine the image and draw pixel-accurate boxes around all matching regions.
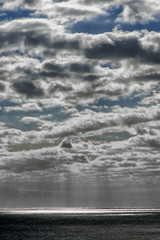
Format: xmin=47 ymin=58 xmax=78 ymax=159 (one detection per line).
xmin=0 ymin=0 xmax=160 ymax=208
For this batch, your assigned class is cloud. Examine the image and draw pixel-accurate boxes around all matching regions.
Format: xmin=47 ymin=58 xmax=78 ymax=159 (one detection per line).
xmin=23 ymin=0 xmax=37 ymax=6
xmin=20 ymin=116 xmax=43 ymax=124
xmin=48 ymin=82 xmax=73 ymax=94
xmin=117 ymin=0 xmax=160 ymax=24
xmin=43 ymin=62 xmax=64 ymax=72
xmin=135 ymin=73 xmax=160 ymax=81
xmin=1 ymin=0 xmax=160 ymax=208
xmin=12 ymin=80 xmax=44 ymax=98
xmin=0 ymin=20 xmax=50 ymax=54
xmin=4 ymin=103 xmax=42 ymax=112
xmin=79 ymin=0 xmax=160 ymax=25
xmin=2 ymin=0 xmax=160 ymax=26
xmin=52 ymin=38 xmax=81 ymax=51
xmin=69 ymin=62 xmax=92 ymax=73
xmin=60 ymin=137 xmax=72 ymax=148
xmin=0 ymin=82 xmax=5 ymax=92
xmin=83 ymin=74 xmax=99 ymax=82
xmin=1 ymin=19 xmax=160 ymax=105
xmin=84 ymin=33 xmax=160 ymax=64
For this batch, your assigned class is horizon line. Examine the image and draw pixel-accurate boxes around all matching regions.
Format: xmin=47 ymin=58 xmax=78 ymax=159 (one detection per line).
xmin=1 ymin=207 xmax=160 ymax=213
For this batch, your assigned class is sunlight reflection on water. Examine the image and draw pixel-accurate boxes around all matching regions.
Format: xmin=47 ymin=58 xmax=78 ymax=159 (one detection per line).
xmin=1 ymin=208 xmax=160 ymax=215
xmin=1 ymin=209 xmax=160 ymax=240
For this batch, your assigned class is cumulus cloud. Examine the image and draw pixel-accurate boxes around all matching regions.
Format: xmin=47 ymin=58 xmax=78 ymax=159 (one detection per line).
xmin=2 ymin=0 xmax=160 ymax=25
xmin=117 ymin=0 xmax=160 ymax=24
xmin=60 ymin=137 xmax=72 ymax=148
xmin=0 ymin=82 xmax=5 ymax=92
xmin=12 ymin=80 xmax=44 ymax=98
xmin=1 ymin=19 xmax=160 ymax=103
xmin=84 ymin=32 xmax=160 ymax=64
xmin=4 ymin=103 xmax=42 ymax=112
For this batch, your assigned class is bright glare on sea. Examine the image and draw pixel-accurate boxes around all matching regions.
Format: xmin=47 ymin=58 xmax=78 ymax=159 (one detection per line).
xmin=0 ymin=208 xmax=160 ymax=240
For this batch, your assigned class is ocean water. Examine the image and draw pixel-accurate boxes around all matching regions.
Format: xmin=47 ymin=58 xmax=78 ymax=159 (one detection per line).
xmin=0 ymin=208 xmax=160 ymax=240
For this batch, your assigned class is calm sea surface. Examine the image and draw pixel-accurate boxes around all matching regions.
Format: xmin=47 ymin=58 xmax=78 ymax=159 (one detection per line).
xmin=0 ymin=209 xmax=160 ymax=240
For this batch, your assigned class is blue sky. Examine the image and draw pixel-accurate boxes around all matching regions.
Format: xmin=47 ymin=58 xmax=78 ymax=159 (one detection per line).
xmin=71 ymin=16 xmax=160 ymax=34
xmin=0 ymin=0 xmax=160 ymax=208
xmin=0 ymin=9 xmax=34 ymax=21
xmin=71 ymin=5 xmax=160 ymax=34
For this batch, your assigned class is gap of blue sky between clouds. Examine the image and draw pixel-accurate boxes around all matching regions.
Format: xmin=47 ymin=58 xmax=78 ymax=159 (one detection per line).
xmin=70 ymin=6 xmax=160 ymax=34
xmin=0 ymin=6 xmax=46 ymax=21
xmin=0 ymin=89 xmax=155 ymax=132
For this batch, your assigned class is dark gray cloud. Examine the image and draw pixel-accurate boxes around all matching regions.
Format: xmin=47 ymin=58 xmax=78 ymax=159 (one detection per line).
xmin=44 ymin=62 xmax=64 ymax=72
xmin=135 ymin=73 xmax=160 ymax=81
xmin=42 ymin=50 xmax=56 ymax=58
xmin=81 ymin=0 xmax=112 ymax=3
xmin=0 ymin=22 xmax=50 ymax=52
xmin=16 ymin=62 xmax=69 ymax=81
xmin=52 ymin=39 xmax=81 ymax=51
xmin=49 ymin=82 xmax=73 ymax=93
xmin=84 ymin=37 xmax=160 ymax=64
xmin=0 ymin=22 xmax=81 ymax=56
xmin=40 ymin=71 xmax=69 ymax=79
xmin=70 ymin=63 xmax=92 ymax=73
xmin=85 ymin=38 xmax=140 ymax=58
xmin=0 ymin=31 xmax=24 ymax=48
xmin=60 ymin=138 xmax=72 ymax=148
xmin=25 ymin=31 xmax=51 ymax=47
xmin=42 ymin=62 xmax=68 ymax=78
xmin=123 ymin=113 xmax=149 ymax=127
xmin=0 ymin=82 xmax=5 ymax=92
xmin=145 ymin=138 xmax=160 ymax=148
xmin=83 ymin=75 xmax=99 ymax=82
xmin=12 ymin=81 xmax=44 ymax=98
xmin=119 ymin=163 xmax=136 ymax=168
xmin=0 ymin=158 xmax=54 ymax=173
xmin=54 ymin=0 xmax=69 ymax=2
xmin=24 ymin=0 xmax=37 ymax=5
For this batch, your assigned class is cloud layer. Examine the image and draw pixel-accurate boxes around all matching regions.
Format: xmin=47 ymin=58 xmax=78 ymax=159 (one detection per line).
xmin=0 ymin=0 xmax=160 ymax=207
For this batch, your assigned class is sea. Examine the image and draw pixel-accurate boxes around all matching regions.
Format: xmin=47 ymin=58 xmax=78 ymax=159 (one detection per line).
xmin=0 ymin=208 xmax=160 ymax=239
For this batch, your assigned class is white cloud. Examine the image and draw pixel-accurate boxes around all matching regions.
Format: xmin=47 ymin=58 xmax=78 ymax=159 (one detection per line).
xmin=4 ymin=103 xmax=42 ymax=112
xmin=117 ymin=0 xmax=160 ymax=24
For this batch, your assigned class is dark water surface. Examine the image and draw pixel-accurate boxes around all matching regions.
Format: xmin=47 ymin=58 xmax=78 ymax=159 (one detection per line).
xmin=1 ymin=210 xmax=160 ymax=239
